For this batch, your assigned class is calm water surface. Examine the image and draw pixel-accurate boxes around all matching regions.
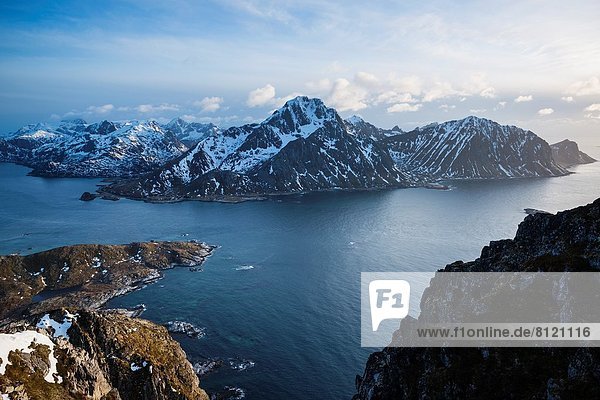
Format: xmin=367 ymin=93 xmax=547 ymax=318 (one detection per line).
xmin=1 ymin=162 xmax=599 ymax=399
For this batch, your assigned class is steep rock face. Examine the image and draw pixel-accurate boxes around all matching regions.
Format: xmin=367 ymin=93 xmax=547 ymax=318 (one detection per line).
xmin=0 ymin=241 xmax=214 ymax=321
xmin=550 ymin=139 xmax=596 ymax=168
xmin=101 ymin=97 xmax=412 ymax=200
xmin=385 ymin=116 xmax=568 ymax=179
xmin=354 ymin=198 xmax=600 ymax=399
xmin=0 ymin=310 xmax=209 ymax=400
xmin=0 ymin=120 xmax=188 ymax=177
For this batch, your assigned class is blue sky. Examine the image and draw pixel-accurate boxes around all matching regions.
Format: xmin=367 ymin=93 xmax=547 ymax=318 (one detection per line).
xmin=1 ymin=0 xmax=600 ymax=145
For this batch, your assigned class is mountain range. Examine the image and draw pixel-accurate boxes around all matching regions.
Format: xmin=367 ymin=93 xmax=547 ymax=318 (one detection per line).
xmin=0 ymin=97 xmax=594 ymax=200
xmin=0 ymin=118 xmax=215 ymax=177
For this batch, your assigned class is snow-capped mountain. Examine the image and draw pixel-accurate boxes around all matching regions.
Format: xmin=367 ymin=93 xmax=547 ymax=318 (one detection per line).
xmin=2 ymin=99 xmax=591 ymax=201
xmin=345 ymin=115 xmax=403 ymax=141
xmin=102 ymin=97 xmax=412 ymax=200
xmin=550 ymin=139 xmax=596 ymax=168
xmin=0 ymin=119 xmax=188 ymax=177
xmin=163 ymin=118 xmax=220 ymax=146
xmin=384 ymin=116 xmax=568 ymax=179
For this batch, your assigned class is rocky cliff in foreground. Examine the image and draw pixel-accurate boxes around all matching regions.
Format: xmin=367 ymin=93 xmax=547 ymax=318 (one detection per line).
xmin=1 ymin=310 xmax=209 ymax=400
xmin=353 ymin=198 xmax=600 ymax=399
xmin=0 ymin=241 xmax=214 ymax=399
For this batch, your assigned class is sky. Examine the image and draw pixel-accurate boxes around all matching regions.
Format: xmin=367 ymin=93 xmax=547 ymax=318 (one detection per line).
xmin=1 ymin=0 xmax=599 ymax=148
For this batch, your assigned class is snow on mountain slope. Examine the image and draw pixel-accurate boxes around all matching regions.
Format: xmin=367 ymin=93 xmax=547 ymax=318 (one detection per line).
xmin=345 ymin=115 xmax=403 ymax=141
xmin=163 ymin=118 xmax=219 ymax=146
xmin=0 ymin=119 xmax=188 ymax=177
xmin=385 ymin=116 xmax=568 ymax=179
xmin=102 ymin=97 xmax=413 ymax=200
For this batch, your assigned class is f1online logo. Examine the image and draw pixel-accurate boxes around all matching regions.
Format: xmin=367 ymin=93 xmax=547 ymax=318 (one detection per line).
xmin=369 ymin=280 xmax=410 ymax=331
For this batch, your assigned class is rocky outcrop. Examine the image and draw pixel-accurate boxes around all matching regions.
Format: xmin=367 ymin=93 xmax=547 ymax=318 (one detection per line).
xmin=0 ymin=309 xmax=209 ymax=399
xmin=550 ymin=139 xmax=596 ymax=168
xmin=354 ymin=198 xmax=600 ymax=399
xmin=0 ymin=241 xmax=214 ymax=321
xmin=0 ymin=241 xmax=215 ymax=399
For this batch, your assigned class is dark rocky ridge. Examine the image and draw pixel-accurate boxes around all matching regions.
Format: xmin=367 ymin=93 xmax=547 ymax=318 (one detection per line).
xmin=0 ymin=241 xmax=214 ymax=399
xmin=385 ymin=116 xmax=569 ymax=180
xmin=550 ymin=139 xmax=596 ymax=168
xmin=354 ymin=198 xmax=600 ymax=399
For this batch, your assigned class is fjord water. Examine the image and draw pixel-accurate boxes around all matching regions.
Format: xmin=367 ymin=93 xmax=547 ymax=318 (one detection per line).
xmin=1 ymin=161 xmax=600 ymax=399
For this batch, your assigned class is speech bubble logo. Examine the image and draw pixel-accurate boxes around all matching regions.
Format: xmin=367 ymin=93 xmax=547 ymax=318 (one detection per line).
xmin=369 ymin=280 xmax=410 ymax=331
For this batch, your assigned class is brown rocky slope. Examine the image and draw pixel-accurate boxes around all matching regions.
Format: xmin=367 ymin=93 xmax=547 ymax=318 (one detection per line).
xmin=0 ymin=241 xmax=214 ymax=399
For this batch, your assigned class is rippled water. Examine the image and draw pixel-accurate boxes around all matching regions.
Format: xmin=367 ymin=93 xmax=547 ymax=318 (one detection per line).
xmin=1 ymin=161 xmax=599 ymax=399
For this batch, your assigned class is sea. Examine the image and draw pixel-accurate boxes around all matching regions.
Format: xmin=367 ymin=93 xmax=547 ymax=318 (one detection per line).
xmin=1 ymin=158 xmax=599 ymax=399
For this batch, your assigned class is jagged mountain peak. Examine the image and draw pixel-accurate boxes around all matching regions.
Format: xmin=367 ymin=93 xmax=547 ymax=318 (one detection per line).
xmin=346 ymin=115 xmax=365 ymax=125
xmin=265 ymin=96 xmax=338 ymax=133
xmin=85 ymin=120 xmax=119 ymax=135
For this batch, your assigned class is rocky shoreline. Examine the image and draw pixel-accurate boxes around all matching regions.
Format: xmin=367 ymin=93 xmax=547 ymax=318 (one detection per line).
xmin=0 ymin=241 xmax=215 ymax=399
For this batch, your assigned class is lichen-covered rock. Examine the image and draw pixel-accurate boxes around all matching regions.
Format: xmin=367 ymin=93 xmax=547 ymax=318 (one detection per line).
xmin=0 ymin=241 xmax=214 ymax=321
xmin=354 ymin=198 xmax=600 ymax=399
xmin=0 ymin=310 xmax=209 ymax=400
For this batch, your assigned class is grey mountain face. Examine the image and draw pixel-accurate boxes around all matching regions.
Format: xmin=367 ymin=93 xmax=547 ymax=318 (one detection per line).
xmin=103 ymin=97 xmax=412 ymax=200
xmin=385 ymin=116 xmax=568 ymax=179
xmin=550 ymin=139 xmax=596 ymax=167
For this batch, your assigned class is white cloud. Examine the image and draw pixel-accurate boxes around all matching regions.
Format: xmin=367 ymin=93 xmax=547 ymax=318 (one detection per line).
xmin=514 ymin=95 xmax=533 ymax=103
xmin=422 ymin=81 xmax=461 ymax=102
xmin=584 ymin=103 xmax=600 ymax=119
xmin=354 ymin=71 xmax=379 ymax=88
xmin=326 ymin=78 xmax=368 ymax=111
xmin=388 ymin=75 xmax=422 ymax=96
xmin=375 ymin=91 xmax=417 ymax=105
xmin=469 ymin=108 xmax=487 ymax=114
xmin=538 ymin=108 xmax=554 ymax=116
xmin=479 ymin=87 xmax=496 ymax=98
xmin=387 ymin=103 xmax=422 ymax=113
xmin=561 ymin=96 xmax=574 ymax=102
xmin=567 ymin=77 xmax=600 ymax=96
xmin=136 ymin=103 xmax=179 ymax=113
xmin=247 ymin=84 xmax=276 ymax=107
xmin=86 ymin=104 xmax=114 ymax=114
xmin=439 ymin=104 xmax=456 ymax=112
xmin=194 ymin=96 xmax=223 ymax=113
xmin=494 ymin=101 xmax=507 ymax=110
